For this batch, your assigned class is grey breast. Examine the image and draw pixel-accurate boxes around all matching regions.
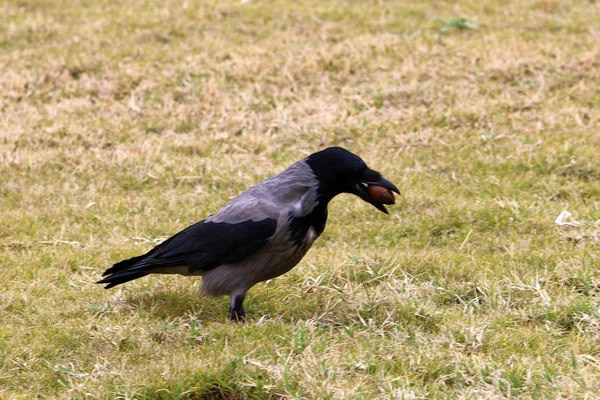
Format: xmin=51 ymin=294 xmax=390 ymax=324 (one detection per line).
xmin=199 ymin=160 xmax=321 ymax=296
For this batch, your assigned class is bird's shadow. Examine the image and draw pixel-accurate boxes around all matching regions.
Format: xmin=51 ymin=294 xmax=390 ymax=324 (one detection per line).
xmin=115 ymin=281 xmax=331 ymax=324
xmin=120 ymin=290 xmax=298 ymax=324
xmin=123 ymin=290 xmax=229 ymax=322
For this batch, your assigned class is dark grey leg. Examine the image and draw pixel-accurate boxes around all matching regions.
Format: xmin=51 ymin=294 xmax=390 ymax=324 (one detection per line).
xmin=229 ymin=292 xmax=246 ymax=322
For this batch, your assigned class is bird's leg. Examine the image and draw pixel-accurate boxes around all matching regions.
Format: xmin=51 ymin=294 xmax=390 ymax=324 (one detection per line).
xmin=229 ymin=292 xmax=246 ymax=322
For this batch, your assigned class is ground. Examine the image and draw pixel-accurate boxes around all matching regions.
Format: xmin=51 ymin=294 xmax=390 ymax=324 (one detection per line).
xmin=1 ymin=0 xmax=600 ymax=398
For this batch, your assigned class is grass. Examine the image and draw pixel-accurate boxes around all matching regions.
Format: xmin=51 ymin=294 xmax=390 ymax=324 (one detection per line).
xmin=1 ymin=0 xmax=600 ymax=398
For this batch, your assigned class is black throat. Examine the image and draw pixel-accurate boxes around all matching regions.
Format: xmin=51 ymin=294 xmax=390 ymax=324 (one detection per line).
xmin=287 ymin=147 xmax=366 ymax=247
xmin=287 ymin=201 xmax=329 ymax=247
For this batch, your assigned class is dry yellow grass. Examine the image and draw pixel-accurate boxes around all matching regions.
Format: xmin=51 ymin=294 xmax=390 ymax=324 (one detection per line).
xmin=1 ymin=0 xmax=600 ymax=398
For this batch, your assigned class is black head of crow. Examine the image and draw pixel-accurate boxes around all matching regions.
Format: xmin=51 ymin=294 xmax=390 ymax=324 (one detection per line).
xmin=98 ymin=147 xmax=400 ymax=321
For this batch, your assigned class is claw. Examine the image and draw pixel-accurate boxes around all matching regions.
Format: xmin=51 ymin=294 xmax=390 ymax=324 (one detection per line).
xmin=229 ymin=292 xmax=246 ymax=322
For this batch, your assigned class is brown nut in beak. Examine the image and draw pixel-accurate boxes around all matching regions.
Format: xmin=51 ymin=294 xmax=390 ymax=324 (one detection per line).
xmin=367 ymin=185 xmax=396 ymax=205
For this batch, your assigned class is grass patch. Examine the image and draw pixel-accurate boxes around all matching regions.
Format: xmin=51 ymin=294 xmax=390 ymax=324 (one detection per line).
xmin=2 ymin=0 xmax=600 ymax=397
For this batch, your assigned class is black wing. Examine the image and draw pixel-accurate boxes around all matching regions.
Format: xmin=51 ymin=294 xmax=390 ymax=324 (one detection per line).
xmin=97 ymin=218 xmax=277 ymax=288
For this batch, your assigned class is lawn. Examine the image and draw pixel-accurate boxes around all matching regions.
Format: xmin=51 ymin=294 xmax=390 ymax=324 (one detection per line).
xmin=1 ymin=0 xmax=599 ymax=398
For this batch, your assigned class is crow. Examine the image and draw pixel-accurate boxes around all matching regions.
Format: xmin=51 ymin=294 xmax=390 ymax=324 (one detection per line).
xmin=98 ymin=147 xmax=400 ymax=321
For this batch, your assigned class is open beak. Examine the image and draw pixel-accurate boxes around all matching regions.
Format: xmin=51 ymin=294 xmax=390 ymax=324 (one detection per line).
xmin=352 ymin=173 xmax=401 ymax=214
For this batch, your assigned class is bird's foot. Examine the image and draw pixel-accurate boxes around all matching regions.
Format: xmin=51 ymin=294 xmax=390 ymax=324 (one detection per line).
xmin=229 ymin=306 xmax=246 ymax=322
xmin=229 ymin=292 xmax=246 ymax=322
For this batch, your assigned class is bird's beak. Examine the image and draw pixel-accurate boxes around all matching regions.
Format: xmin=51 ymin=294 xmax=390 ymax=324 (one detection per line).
xmin=352 ymin=170 xmax=401 ymax=214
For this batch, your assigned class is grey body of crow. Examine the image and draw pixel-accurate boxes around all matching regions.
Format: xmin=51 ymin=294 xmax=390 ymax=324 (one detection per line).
xmin=98 ymin=147 xmax=400 ymax=320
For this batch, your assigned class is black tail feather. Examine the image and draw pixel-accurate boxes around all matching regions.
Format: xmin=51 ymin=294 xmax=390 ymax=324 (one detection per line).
xmin=102 ymin=253 xmax=150 ymax=276
xmin=97 ymin=270 xmax=150 ymax=288
xmin=98 ymin=251 xmax=155 ymax=288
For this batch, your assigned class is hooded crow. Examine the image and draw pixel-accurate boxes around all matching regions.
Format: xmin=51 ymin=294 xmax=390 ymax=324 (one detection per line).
xmin=98 ymin=147 xmax=400 ymax=321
